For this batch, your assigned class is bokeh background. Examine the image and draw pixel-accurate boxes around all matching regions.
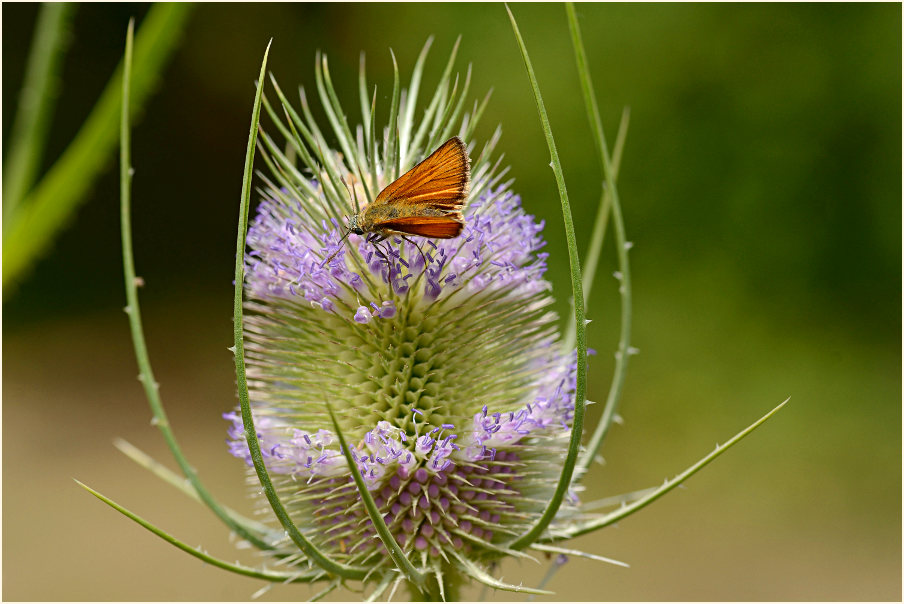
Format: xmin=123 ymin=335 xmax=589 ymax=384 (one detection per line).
xmin=3 ymin=3 xmax=900 ymax=601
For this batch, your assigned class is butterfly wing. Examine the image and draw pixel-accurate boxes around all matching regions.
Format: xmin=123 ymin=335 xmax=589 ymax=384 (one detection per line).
xmin=371 ymin=137 xmax=470 ymax=213
xmin=371 ymin=215 xmax=464 ymax=238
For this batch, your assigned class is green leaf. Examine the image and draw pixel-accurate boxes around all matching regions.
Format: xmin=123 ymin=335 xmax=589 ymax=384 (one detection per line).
xmin=364 ymin=573 xmax=395 ymax=603
xmin=231 ymin=39 xmax=368 ymax=582
xmin=3 ymin=3 xmax=193 ymax=293
xmin=75 ymin=480 xmax=323 ymax=584
xmin=3 ymin=3 xmax=75 ymax=222
xmin=530 ymin=543 xmax=629 ymax=568
xmin=324 ymin=401 xmax=428 ymax=592
xmin=359 ymin=52 xmax=372 ymax=146
xmin=462 ymin=87 xmax=493 ymax=143
xmin=440 ymin=64 xmax=473 ymax=142
xmin=297 ymin=83 xmax=355 ymax=214
xmin=503 ymin=3 xmax=587 ymax=552
xmin=555 ymin=399 xmax=790 ymax=540
xmin=316 ymin=53 xmax=373 ymax=202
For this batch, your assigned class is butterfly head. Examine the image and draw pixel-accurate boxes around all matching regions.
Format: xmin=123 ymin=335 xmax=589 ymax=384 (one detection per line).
xmin=346 ymin=214 xmax=365 ymax=236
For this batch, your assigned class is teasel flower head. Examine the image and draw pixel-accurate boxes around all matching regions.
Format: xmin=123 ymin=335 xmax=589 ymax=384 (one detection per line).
xmin=95 ymin=18 xmax=782 ymax=601
xmin=224 ymin=42 xmax=587 ymax=597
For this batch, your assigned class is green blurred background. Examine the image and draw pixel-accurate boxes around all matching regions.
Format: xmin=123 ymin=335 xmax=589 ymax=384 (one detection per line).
xmin=3 ymin=3 xmax=900 ymax=600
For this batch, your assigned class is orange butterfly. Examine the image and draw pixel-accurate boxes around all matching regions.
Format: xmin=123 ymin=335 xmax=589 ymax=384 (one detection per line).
xmin=326 ymin=137 xmax=470 ymax=265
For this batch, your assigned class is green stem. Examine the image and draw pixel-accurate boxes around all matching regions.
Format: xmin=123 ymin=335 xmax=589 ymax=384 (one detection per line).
xmin=231 ymin=41 xmax=368 ymax=582
xmin=3 ymin=2 xmax=74 ymax=223
xmin=565 ymin=2 xmax=634 ymax=477
xmin=562 ymin=106 xmax=630 ymax=352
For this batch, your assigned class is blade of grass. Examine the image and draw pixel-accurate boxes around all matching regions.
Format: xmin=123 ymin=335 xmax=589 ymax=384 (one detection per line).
xmin=232 ymin=40 xmax=368 ymax=582
xmin=553 ymin=399 xmax=789 ymax=540
xmin=75 ymin=480 xmax=323 ymax=584
xmin=118 ymin=18 xmax=273 ymax=553
xmin=565 ymin=3 xmax=634 ymax=477
xmin=503 ymin=4 xmax=587 ymax=552
xmin=4 ymin=3 xmax=192 ymax=293
xmin=3 ymin=2 xmax=75 ymax=222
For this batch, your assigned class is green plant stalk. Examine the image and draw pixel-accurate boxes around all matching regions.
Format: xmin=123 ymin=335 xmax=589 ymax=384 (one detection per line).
xmin=504 ymin=4 xmax=587 ymax=552
xmin=562 ymin=106 xmax=630 ymax=353
xmin=232 ymin=40 xmax=368 ymax=582
xmin=582 ymin=108 xmax=629 ymax=302
xmin=3 ymin=2 xmax=75 ymax=223
xmin=118 ymin=17 xmax=273 ymax=553
xmin=4 ymin=3 xmax=192 ymax=293
xmin=75 ymin=480 xmax=323 ymax=584
xmin=556 ymin=399 xmax=789 ymax=540
xmin=565 ymin=2 xmax=634 ymax=477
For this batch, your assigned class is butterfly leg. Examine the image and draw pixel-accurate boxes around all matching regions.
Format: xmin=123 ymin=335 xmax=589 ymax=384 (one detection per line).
xmin=399 ymin=235 xmax=430 ymax=270
xmin=366 ymin=233 xmax=394 ymax=270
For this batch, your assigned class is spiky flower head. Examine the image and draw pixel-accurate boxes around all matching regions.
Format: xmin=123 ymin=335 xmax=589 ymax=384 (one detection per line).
xmin=226 ymin=44 xmax=582 ymax=596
